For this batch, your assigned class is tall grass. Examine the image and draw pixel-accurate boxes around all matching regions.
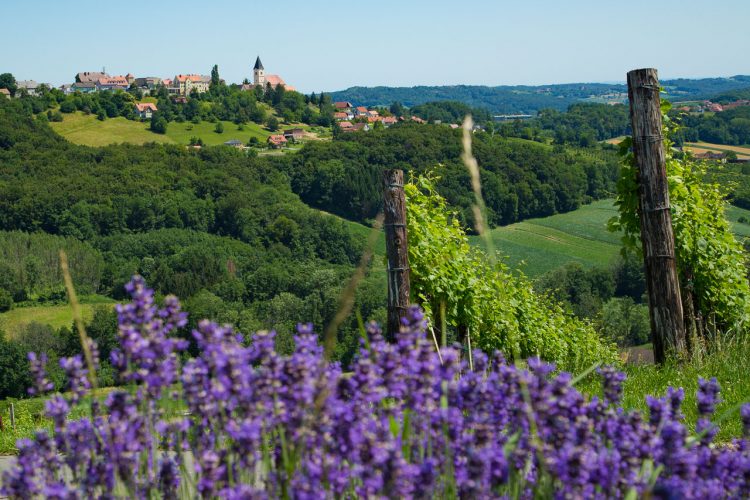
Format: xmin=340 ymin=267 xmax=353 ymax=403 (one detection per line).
xmin=580 ymin=338 xmax=750 ymax=441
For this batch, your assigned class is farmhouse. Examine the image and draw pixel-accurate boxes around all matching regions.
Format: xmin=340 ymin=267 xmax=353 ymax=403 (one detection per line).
xmin=283 ymin=128 xmax=305 ymax=142
xmin=267 ymin=134 xmax=287 ymax=148
xmin=334 ymin=101 xmax=353 ymax=111
xmin=134 ymin=102 xmax=158 ymax=119
xmin=16 ymin=80 xmax=40 ymax=96
xmin=382 ymin=116 xmax=398 ymax=127
xmin=223 ymin=139 xmax=244 ymax=149
xmin=339 ymin=121 xmax=354 ymax=131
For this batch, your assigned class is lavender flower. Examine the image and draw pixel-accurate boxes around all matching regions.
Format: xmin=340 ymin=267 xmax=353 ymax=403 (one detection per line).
xmin=3 ymin=278 xmax=750 ymax=499
xmin=27 ymin=352 xmax=53 ymax=396
xmin=598 ymin=365 xmax=626 ymax=405
xmin=59 ymin=355 xmax=90 ymax=405
xmin=697 ymin=377 xmax=721 ymax=417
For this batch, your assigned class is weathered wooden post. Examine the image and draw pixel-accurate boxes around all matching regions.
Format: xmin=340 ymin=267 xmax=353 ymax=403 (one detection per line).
xmin=10 ymin=403 xmax=15 ymax=430
xmin=627 ymin=68 xmax=687 ymax=363
xmin=383 ymin=169 xmax=411 ymax=339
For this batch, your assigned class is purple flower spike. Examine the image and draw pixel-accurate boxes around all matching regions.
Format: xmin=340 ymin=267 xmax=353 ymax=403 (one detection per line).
xmin=696 ymin=377 xmax=721 ymax=417
xmin=27 ymin=352 xmax=54 ymax=396
xmin=598 ymin=366 xmax=626 ymax=405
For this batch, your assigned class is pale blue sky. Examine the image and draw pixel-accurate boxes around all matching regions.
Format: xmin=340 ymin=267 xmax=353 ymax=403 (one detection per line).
xmin=3 ymin=0 xmax=748 ymax=92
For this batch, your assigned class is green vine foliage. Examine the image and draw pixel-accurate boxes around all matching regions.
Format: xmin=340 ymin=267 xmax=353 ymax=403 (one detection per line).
xmin=609 ymin=100 xmax=750 ymax=334
xmin=406 ymin=175 xmax=618 ymax=371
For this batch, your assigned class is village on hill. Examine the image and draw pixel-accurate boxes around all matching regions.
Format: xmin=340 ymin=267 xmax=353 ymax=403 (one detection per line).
xmin=0 ymin=57 xmax=438 ymax=150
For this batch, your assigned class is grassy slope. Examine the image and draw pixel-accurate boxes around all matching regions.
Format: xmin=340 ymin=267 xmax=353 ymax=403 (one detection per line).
xmin=50 ymin=111 xmax=277 ymax=147
xmin=49 ymin=112 xmax=174 ymax=146
xmin=0 ymin=297 xmax=115 ymax=339
xmin=476 ymin=199 xmax=750 ymax=278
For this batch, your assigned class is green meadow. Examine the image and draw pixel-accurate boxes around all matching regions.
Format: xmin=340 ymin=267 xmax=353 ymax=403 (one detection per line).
xmin=477 ymin=199 xmax=750 ymax=278
xmin=49 ymin=111 xmax=279 ymax=147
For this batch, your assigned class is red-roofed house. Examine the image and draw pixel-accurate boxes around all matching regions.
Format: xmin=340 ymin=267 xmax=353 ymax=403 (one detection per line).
xmin=0 ymin=88 xmax=10 ymax=98
xmin=334 ymin=101 xmax=353 ymax=111
xmin=382 ymin=116 xmax=398 ymax=127
xmin=333 ymin=111 xmax=353 ymax=121
xmin=339 ymin=121 xmax=354 ymax=131
xmin=97 ymin=76 xmax=130 ymax=91
xmin=352 ymin=123 xmax=370 ymax=132
xmin=354 ymin=106 xmax=369 ymax=117
xmin=267 ymin=134 xmax=288 ymax=148
xmin=134 ymin=102 xmax=158 ymax=119
xmin=410 ymin=116 xmax=427 ymax=124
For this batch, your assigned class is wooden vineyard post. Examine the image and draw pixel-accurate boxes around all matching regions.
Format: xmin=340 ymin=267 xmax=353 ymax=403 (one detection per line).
xmin=383 ymin=169 xmax=411 ymax=339
xmin=627 ymin=68 xmax=687 ymax=363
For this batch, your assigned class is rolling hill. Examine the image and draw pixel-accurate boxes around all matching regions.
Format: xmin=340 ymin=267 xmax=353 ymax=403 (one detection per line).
xmin=476 ymin=199 xmax=750 ymax=277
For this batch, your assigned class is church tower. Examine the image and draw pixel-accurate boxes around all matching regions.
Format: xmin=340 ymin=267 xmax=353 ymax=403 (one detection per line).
xmin=253 ymin=56 xmax=265 ymax=87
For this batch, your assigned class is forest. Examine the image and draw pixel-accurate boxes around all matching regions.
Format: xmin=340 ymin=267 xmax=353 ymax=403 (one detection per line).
xmin=330 ymin=75 xmax=750 ymax=113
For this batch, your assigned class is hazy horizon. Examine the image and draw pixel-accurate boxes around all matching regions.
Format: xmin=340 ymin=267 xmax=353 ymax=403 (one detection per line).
xmin=3 ymin=0 xmax=749 ymax=93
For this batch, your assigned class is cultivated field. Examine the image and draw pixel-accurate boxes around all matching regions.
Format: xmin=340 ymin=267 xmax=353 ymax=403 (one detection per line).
xmin=684 ymin=141 xmax=750 ymax=159
xmin=478 ymin=199 xmax=750 ymax=277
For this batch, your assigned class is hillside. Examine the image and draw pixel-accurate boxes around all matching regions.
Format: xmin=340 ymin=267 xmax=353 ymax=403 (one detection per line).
xmin=480 ymin=199 xmax=750 ymax=277
xmin=49 ymin=111 xmax=273 ymax=147
xmin=330 ymin=76 xmax=750 ymax=114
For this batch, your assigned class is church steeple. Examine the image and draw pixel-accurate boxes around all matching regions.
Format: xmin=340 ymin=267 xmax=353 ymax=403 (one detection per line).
xmin=253 ymin=56 xmax=266 ymax=86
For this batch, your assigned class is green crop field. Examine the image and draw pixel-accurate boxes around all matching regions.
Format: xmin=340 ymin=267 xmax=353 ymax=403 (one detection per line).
xmin=477 ymin=199 xmax=750 ymax=278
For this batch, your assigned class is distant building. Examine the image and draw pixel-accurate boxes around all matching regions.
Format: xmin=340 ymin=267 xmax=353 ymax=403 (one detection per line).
xmin=59 ymin=84 xmax=75 ymax=95
xmin=252 ymin=56 xmax=295 ymax=91
xmin=694 ymin=151 xmax=725 ymax=161
xmin=0 ymin=88 xmax=10 ymax=98
xmin=125 ymin=73 xmax=135 ymax=85
xmin=16 ymin=80 xmax=40 ymax=96
xmin=76 ymin=72 xmax=109 ymax=83
xmin=171 ymin=74 xmax=211 ymax=95
xmin=352 ymin=122 xmax=370 ymax=132
xmin=283 ymin=128 xmax=304 ymax=142
xmin=334 ymin=101 xmax=353 ymax=111
xmin=134 ymin=77 xmax=162 ymax=91
xmin=72 ymin=81 xmax=97 ymax=93
xmin=382 ymin=116 xmax=398 ymax=127
xmin=134 ymin=102 xmax=158 ymax=119
xmin=722 ymin=100 xmax=750 ymax=110
xmin=354 ymin=106 xmax=369 ymax=117
xmin=267 ymin=134 xmax=287 ymax=148
xmin=339 ymin=121 xmax=354 ymax=131
xmin=97 ymin=76 xmax=129 ymax=91
xmin=224 ymin=139 xmax=244 ymax=148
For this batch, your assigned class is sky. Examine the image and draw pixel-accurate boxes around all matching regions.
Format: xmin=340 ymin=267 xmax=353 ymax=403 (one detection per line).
xmin=3 ymin=0 xmax=749 ymax=93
